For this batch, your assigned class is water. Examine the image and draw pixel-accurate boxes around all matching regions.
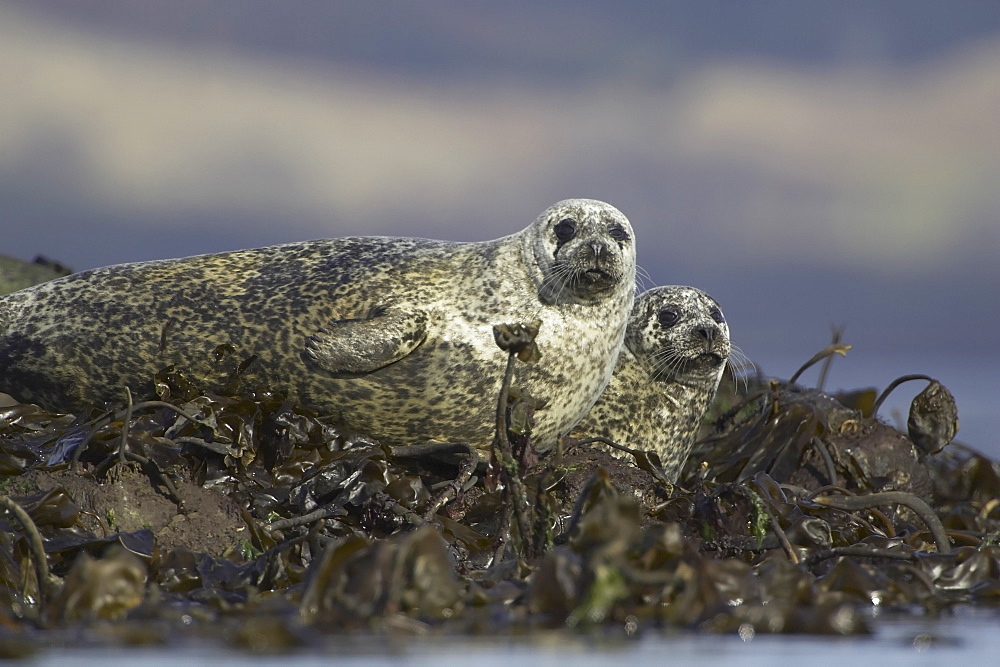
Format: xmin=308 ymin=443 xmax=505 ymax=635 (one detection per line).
xmin=32 ymin=611 xmax=1000 ymax=665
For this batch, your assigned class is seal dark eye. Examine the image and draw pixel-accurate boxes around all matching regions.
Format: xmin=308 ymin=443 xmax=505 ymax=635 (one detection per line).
xmin=710 ymin=307 xmax=725 ymax=324
xmin=658 ymin=309 xmax=679 ymax=327
xmin=608 ymin=224 xmax=629 ymax=242
xmin=554 ymin=219 xmax=577 ymax=242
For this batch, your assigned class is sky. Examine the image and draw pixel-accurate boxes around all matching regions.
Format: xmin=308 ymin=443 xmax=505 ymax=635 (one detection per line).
xmin=2 ymin=1 xmax=998 ymax=450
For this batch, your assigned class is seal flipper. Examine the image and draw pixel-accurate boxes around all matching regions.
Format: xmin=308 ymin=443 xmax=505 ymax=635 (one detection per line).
xmin=304 ymin=306 xmax=428 ymax=375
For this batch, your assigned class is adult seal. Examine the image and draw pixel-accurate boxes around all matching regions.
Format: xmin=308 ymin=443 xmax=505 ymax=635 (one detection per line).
xmin=572 ymin=285 xmax=730 ymax=481
xmin=0 ymin=199 xmax=636 ymax=451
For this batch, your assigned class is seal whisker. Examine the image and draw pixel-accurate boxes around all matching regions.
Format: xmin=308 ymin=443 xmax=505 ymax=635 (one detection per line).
xmin=635 ymin=263 xmax=654 ymax=293
xmin=650 ymin=348 xmax=685 ymax=381
xmin=726 ymin=345 xmax=756 ymax=392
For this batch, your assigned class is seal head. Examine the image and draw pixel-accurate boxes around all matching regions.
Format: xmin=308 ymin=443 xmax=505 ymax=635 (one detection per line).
xmin=524 ymin=199 xmax=633 ymax=306
xmin=627 ymin=286 xmax=729 ymax=388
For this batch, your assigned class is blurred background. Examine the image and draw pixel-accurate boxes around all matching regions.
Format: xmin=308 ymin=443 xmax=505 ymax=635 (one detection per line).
xmin=2 ymin=1 xmax=997 ymax=453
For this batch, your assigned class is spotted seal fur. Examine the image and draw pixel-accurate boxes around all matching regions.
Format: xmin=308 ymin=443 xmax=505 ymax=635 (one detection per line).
xmin=572 ymin=285 xmax=730 ymax=480
xmin=0 ymin=199 xmax=636 ymax=451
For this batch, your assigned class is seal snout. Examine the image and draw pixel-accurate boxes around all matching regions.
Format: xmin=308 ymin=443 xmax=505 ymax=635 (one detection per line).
xmin=688 ymin=321 xmax=729 ymax=365
xmin=699 ymin=350 xmax=728 ymax=367
xmin=579 ymin=239 xmax=623 ymax=285
xmin=581 ymin=265 xmax=622 ymax=292
xmin=695 ymin=324 xmax=718 ymax=345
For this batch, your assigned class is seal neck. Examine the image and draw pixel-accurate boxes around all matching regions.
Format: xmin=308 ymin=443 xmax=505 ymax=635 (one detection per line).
xmin=518 ymin=230 xmax=550 ymax=303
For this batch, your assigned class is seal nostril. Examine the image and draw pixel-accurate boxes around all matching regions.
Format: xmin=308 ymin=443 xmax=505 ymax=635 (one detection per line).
xmin=696 ymin=326 xmax=716 ymax=343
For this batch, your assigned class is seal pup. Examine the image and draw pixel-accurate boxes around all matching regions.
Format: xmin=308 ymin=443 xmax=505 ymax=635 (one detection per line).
xmin=0 ymin=199 xmax=636 ymax=451
xmin=573 ymin=285 xmax=730 ymax=481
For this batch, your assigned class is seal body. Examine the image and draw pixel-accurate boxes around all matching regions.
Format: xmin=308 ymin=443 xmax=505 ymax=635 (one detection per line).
xmin=573 ymin=286 xmax=730 ymax=481
xmin=0 ymin=200 xmax=636 ymax=451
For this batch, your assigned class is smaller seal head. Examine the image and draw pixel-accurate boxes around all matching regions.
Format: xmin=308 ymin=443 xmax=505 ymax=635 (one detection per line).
xmin=524 ymin=199 xmax=635 ymax=306
xmin=627 ymin=286 xmax=730 ymax=388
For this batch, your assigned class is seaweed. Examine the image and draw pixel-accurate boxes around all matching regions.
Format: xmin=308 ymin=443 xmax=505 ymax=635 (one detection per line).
xmin=0 ymin=330 xmax=998 ymax=654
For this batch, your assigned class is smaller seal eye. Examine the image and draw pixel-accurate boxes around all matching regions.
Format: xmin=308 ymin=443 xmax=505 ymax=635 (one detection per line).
xmin=658 ymin=309 xmax=679 ymax=327
xmin=608 ymin=225 xmax=629 ymax=242
xmin=710 ymin=307 xmax=725 ymax=324
xmin=554 ymin=219 xmax=577 ymax=242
